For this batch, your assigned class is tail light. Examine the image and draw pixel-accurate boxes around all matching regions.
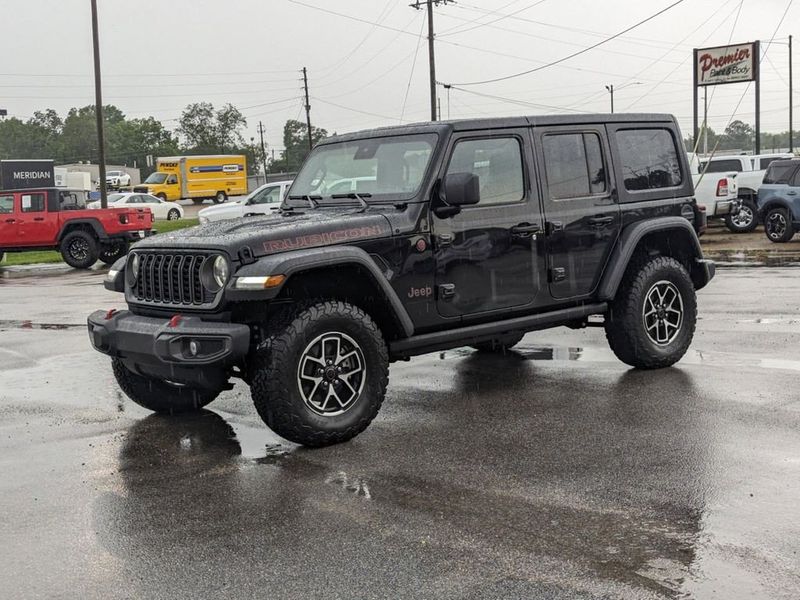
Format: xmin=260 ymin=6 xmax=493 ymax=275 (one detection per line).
xmin=150 ymin=211 xmax=154 ymax=223
xmin=716 ymin=179 xmax=729 ymax=197
xmin=119 ymin=214 xmax=129 ymax=224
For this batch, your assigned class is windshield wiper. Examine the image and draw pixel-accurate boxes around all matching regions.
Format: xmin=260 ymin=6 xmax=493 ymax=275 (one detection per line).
xmin=331 ymin=192 xmax=371 ymax=212
xmin=287 ymin=194 xmax=321 ymax=209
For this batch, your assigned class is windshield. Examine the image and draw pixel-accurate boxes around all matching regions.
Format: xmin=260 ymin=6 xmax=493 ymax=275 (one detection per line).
xmin=108 ymin=193 xmax=126 ymax=202
xmin=288 ymin=133 xmax=437 ymax=204
xmin=144 ymin=172 xmax=168 ymax=184
xmin=107 ymin=171 xmax=122 ymax=177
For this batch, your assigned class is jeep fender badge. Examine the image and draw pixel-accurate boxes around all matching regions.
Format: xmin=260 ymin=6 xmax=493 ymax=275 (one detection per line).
xmin=415 ymin=238 xmax=427 ymax=252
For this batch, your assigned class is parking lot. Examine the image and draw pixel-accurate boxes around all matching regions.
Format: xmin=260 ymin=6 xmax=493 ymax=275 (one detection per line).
xmin=1 ymin=264 xmax=798 ymax=599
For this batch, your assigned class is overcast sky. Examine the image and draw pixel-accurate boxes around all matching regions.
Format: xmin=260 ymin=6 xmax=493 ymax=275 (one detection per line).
xmin=1 ymin=0 xmax=796 ymax=154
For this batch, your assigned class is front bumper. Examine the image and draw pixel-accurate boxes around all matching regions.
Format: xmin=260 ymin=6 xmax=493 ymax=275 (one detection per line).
xmin=115 ymin=229 xmax=155 ymax=242
xmin=88 ymin=309 xmax=250 ymax=388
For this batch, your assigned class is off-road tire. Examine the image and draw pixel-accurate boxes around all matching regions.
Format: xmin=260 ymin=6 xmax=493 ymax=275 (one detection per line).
xmin=472 ymin=332 xmax=524 ymax=353
xmin=250 ymin=300 xmax=389 ymax=447
xmin=605 ymin=255 xmax=696 ymax=370
xmin=98 ymin=241 xmax=128 ymax=265
xmin=112 ymin=358 xmax=220 ymax=413
xmin=60 ymin=230 xmax=98 ymax=269
xmin=167 ymin=208 xmax=181 ymax=221
xmin=214 ymin=191 xmax=227 ymax=204
xmin=725 ymin=197 xmax=758 ymax=233
xmin=764 ymin=207 xmax=795 ymax=243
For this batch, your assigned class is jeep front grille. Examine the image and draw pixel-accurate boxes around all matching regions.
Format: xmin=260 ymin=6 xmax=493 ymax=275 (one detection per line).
xmin=132 ymin=252 xmax=216 ymax=306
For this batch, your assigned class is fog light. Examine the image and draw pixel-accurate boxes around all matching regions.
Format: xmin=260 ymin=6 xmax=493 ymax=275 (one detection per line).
xmin=189 ymin=340 xmax=200 ymax=356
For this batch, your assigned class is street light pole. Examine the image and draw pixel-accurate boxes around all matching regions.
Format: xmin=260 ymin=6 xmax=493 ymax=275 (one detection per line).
xmin=90 ymin=0 xmax=108 ymax=209
xmin=605 ymin=84 xmax=614 ymax=113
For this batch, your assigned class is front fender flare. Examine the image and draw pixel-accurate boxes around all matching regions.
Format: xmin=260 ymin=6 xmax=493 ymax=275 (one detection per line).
xmin=598 ymin=217 xmax=709 ymax=300
xmin=227 ymin=246 xmax=414 ymax=338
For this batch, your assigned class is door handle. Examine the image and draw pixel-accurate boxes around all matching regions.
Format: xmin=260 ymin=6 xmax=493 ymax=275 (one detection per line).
xmin=33 ymin=217 xmax=45 ymax=222
xmin=4 ymin=218 xmax=15 ymax=224
xmin=510 ymin=223 xmax=541 ymax=237
xmin=589 ymin=216 xmax=614 ymax=226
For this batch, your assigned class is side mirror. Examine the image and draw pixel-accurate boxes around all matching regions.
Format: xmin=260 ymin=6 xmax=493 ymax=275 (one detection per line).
xmin=435 ymin=172 xmax=480 ymax=218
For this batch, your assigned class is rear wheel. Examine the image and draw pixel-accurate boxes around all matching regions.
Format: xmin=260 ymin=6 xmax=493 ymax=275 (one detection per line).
xmin=250 ymin=300 xmax=389 ymax=447
xmin=99 ymin=240 xmax=128 ymax=265
xmin=112 ymin=359 xmax=220 ymax=413
xmin=60 ymin=230 xmax=98 ymax=269
xmin=725 ymin=197 xmax=757 ymax=233
xmin=214 ymin=191 xmax=228 ymax=204
xmin=472 ymin=332 xmax=524 ymax=353
xmin=167 ymin=208 xmax=181 ymax=221
xmin=605 ymin=255 xmax=696 ymax=369
xmin=764 ymin=207 xmax=794 ymax=243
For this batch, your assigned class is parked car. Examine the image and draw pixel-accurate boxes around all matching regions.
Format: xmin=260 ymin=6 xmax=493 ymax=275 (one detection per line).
xmin=700 ymin=153 xmax=794 ymax=232
xmin=686 ymin=152 xmax=738 ymax=221
xmin=105 ymin=170 xmax=131 ymax=189
xmin=88 ymin=192 xmax=184 ymax=220
xmin=90 ymin=114 xmax=714 ymax=447
xmin=756 ymin=158 xmax=800 ymax=243
xmin=198 ymin=180 xmax=292 ymax=224
xmin=0 ymin=187 xmax=153 ymax=268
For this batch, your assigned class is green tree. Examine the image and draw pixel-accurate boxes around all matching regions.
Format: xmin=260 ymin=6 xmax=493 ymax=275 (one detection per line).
xmin=274 ymin=119 xmax=329 ymax=172
xmin=177 ymin=102 xmax=247 ymax=154
xmin=720 ymin=120 xmax=754 ymax=152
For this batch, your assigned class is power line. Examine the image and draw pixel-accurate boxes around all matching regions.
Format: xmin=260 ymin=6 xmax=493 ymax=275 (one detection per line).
xmin=438 ymin=0 xmax=547 ymax=37
xmin=449 ymin=0 xmax=686 ymax=86
xmin=400 ymin=17 xmax=428 ymax=123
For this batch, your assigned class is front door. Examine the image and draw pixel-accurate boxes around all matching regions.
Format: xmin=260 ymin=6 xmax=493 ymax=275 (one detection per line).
xmin=432 ymin=130 xmax=545 ymax=319
xmin=533 ymin=126 xmax=620 ymax=299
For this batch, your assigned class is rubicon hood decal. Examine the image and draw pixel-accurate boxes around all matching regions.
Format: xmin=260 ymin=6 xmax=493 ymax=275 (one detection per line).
xmin=264 ymin=225 xmax=387 ymax=253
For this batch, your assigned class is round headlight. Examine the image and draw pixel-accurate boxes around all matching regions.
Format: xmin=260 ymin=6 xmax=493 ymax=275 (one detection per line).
xmin=212 ymin=255 xmax=229 ymax=289
xmin=130 ymin=253 xmax=140 ymax=281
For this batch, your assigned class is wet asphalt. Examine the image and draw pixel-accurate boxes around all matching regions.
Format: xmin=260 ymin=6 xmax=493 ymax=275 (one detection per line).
xmin=1 ymin=266 xmax=799 ymax=599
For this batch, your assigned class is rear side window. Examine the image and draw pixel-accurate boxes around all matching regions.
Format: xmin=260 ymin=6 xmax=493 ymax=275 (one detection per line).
xmin=616 ymin=129 xmax=682 ymax=191
xmin=763 ymin=163 xmax=797 ymax=185
xmin=542 ymin=132 xmax=607 ymax=199
xmin=21 ymin=193 xmax=46 ymax=213
xmin=704 ymin=159 xmax=743 ymax=173
xmin=759 ymin=157 xmax=783 ymax=171
xmin=0 ymin=194 xmax=13 ymax=214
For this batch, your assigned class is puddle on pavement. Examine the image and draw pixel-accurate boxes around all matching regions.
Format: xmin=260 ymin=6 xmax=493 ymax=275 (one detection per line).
xmin=0 ymin=319 xmax=84 ymax=330
xmin=708 ymin=249 xmax=800 ymax=268
xmin=218 ymin=414 xmax=295 ymax=463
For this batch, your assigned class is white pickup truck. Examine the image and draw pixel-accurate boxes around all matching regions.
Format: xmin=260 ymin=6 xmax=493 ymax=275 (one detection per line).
xmin=699 ymin=153 xmax=794 ymax=232
xmin=686 ymin=152 xmax=738 ymax=224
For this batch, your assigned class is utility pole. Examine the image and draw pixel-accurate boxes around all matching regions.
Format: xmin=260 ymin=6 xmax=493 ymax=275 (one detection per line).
xmin=302 ymin=67 xmax=313 ymax=151
xmin=90 ymin=0 xmax=108 ymax=209
xmin=790 ymin=34 xmax=794 ymax=153
xmin=411 ymin=1 xmax=452 ymax=122
xmin=443 ymin=84 xmax=452 ymax=120
xmin=605 ymin=84 xmax=614 ymax=113
xmin=703 ymin=86 xmax=708 ymax=155
xmin=257 ymin=121 xmax=268 ymax=176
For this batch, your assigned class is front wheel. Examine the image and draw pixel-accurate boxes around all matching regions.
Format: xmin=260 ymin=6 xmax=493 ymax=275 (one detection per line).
xmin=725 ymin=197 xmax=758 ymax=233
xmin=99 ymin=240 xmax=128 ymax=265
xmin=764 ymin=207 xmax=795 ymax=243
xmin=213 ymin=191 xmax=228 ymax=204
xmin=605 ymin=256 xmax=697 ymax=370
xmin=60 ymin=230 xmax=98 ymax=269
xmin=250 ymin=301 xmax=389 ymax=447
xmin=167 ymin=208 xmax=181 ymax=221
xmin=112 ymin=359 xmax=220 ymax=413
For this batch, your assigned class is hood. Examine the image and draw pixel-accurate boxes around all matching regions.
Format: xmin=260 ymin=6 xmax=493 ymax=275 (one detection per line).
xmin=198 ymin=202 xmax=243 ymax=217
xmin=135 ymin=208 xmax=394 ymax=259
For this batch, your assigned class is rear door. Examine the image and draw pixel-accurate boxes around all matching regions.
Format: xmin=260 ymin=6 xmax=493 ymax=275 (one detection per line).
xmin=17 ymin=191 xmax=58 ymax=245
xmin=533 ymin=125 xmax=620 ymax=299
xmin=432 ymin=129 xmax=546 ymax=318
xmin=0 ymin=192 xmax=19 ymax=247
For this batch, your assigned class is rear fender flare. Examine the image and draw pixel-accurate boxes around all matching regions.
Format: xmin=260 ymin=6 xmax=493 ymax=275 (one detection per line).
xmin=58 ymin=219 xmax=106 ymax=242
xmin=598 ymin=217 xmax=707 ymax=300
xmin=228 ymin=246 xmax=414 ymax=338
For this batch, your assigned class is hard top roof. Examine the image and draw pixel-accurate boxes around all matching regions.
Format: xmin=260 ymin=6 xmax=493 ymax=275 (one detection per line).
xmin=322 ymin=113 xmax=677 ymax=144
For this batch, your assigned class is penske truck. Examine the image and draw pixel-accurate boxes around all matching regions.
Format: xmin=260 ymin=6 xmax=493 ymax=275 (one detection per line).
xmin=134 ymin=155 xmax=247 ymax=204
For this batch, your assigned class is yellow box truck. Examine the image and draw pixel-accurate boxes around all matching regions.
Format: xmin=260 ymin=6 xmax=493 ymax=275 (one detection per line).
xmin=134 ymin=155 xmax=247 ymax=204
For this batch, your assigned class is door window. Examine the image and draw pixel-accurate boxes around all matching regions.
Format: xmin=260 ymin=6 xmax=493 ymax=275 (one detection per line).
xmin=446 ymin=137 xmax=524 ymax=205
xmin=166 ymin=175 xmax=178 ymax=185
xmin=251 ymin=186 xmax=282 ymax=205
xmin=763 ymin=163 xmax=797 ymax=185
xmin=0 ymin=195 xmax=14 ymax=214
xmin=542 ymin=133 xmax=607 ymax=199
xmin=704 ymin=159 xmax=742 ymax=173
xmin=616 ymin=129 xmax=683 ymax=190
xmin=21 ymin=193 xmax=46 ymax=213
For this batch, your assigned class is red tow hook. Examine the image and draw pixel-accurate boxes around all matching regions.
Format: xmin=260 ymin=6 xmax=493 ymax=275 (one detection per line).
xmin=168 ymin=315 xmax=183 ymax=328
xmin=105 ymin=308 xmax=117 ymax=320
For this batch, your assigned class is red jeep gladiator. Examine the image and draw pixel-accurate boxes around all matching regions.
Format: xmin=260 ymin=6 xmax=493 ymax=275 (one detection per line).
xmin=0 ymin=188 xmax=154 ymax=268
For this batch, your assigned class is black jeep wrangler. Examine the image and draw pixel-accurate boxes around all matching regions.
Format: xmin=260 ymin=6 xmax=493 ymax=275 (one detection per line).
xmin=88 ymin=114 xmax=714 ymax=446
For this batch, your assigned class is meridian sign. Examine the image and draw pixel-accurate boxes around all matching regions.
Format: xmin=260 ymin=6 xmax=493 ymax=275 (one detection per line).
xmin=695 ymin=43 xmax=756 ymax=86
xmin=692 ymin=40 xmax=761 ymax=153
